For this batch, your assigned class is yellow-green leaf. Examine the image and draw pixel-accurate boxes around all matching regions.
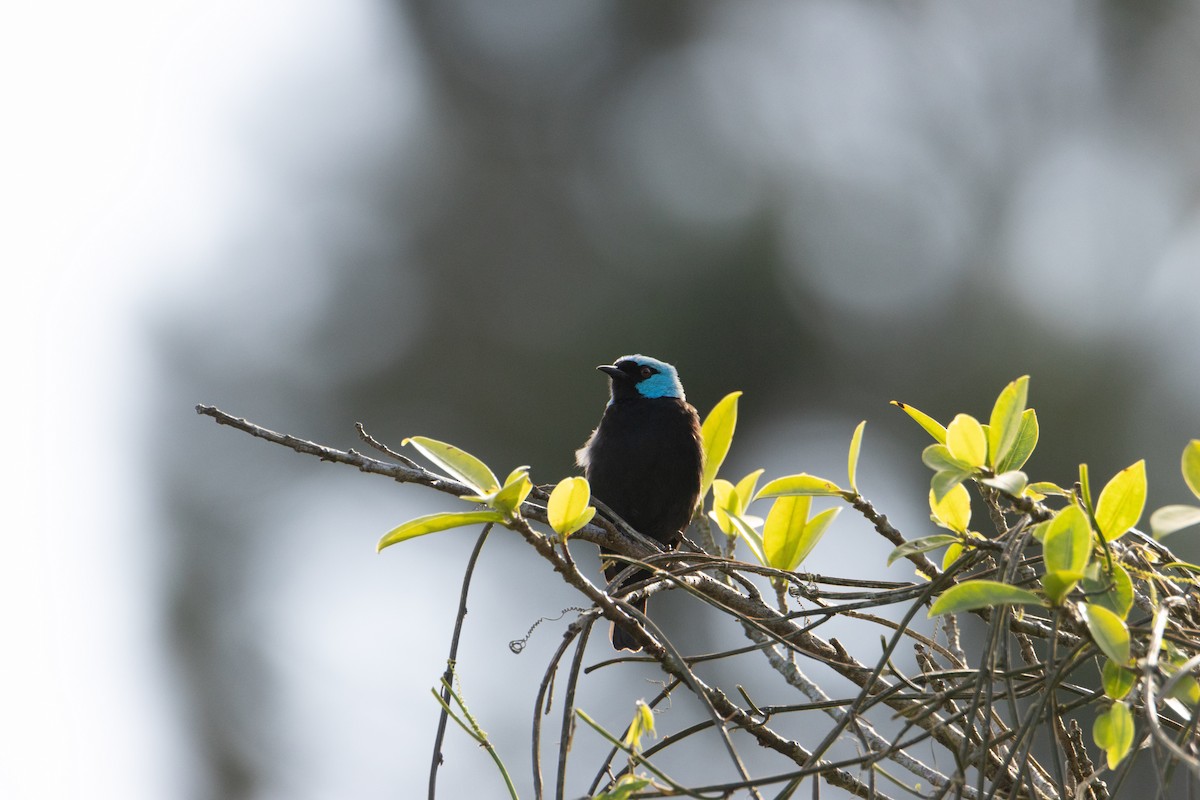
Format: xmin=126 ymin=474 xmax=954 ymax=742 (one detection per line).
xmin=891 ymin=401 xmax=947 ymax=444
xmin=733 ymin=469 xmax=765 ymax=515
xmin=763 ymin=495 xmax=811 ymax=572
xmin=847 ymin=421 xmax=866 ymax=494
xmin=1027 ymin=480 xmax=1070 ymax=498
xmin=547 ymin=476 xmax=596 ymax=539
xmin=1081 ymin=603 xmax=1131 ymax=665
xmin=988 ymin=376 xmax=1029 ymax=469
xmin=946 ymin=414 xmax=987 ymax=469
xmin=1042 ymin=571 xmax=1084 ymax=606
xmin=595 ymin=775 xmax=652 ymax=800
xmin=755 ymin=473 xmax=844 ymax=500
xmin=1044 ymin=504 xmax=1092 ymax=574
xmin=1093 ymin=702 xmax=1135 ymax=770
xmin=796 ymin=507 xmax=841 ymax=568
xmin=378 ymin=510 xmax=504 ymax=551
xmin=930 ymin=484 xmax=971 ymax=534
xmin=708 ymin=478 xmax=737 ymax=535
xmin=725 ymin=511 xmax=765 ymax=566
xmin=404 ymin=436 xmax=499 ymax=494
xmin=1183 ymin=440 xmax=1200 ymax=500
xmin=997 ymin=409 xmax=1039 ymax=473
xmin=887 ymin=534 xmax=959 ymax=566
xmin=922 ymin=444 xmax=971 ymax=473
xmin=699 ymin=391 xmax=742 ymax=502
xmin=981 ymin=470 xmax=1028 ymax=496
xmin=1080 ymin=562 xmax=1135 ymax=620
xmin=943 ymin=541 xmax=965 ymax=570
xmin=931 ymin=469 xmax=971 ymax=504
xmin=622 ymin=699 xmax=656 ymax=751
xmin=928 ymin=580 xmax=1044 ymax=617
xmin=1095 ymin=460 xmax=1147 ymax=541
xmin=1151 ymin=505 xmax=1200 ymax=540
xmin=1103 ymin=661 xmax=1136 ymax=700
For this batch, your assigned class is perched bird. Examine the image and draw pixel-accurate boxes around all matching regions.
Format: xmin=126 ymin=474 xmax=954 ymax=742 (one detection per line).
xmin=576 ymin=355 xmax=704 ymax=651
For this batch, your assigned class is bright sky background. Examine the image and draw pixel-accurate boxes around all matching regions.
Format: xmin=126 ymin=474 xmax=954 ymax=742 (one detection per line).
xmin=4 ymin=3 xmax=381 ymax=796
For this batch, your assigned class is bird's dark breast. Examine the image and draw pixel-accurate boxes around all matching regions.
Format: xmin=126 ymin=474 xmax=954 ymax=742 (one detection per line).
xmin=584 ymin=398 xmax=703 ymax=547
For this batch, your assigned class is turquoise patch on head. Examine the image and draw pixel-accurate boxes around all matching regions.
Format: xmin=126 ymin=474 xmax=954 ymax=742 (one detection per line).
xmin=617 ymin=354 xmax=685 ymax=400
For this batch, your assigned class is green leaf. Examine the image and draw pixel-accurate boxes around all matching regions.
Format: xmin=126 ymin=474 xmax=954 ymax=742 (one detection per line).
xmin=725 ymin=510 xmax=766 ymax=566
xmin=1093 ymin=702 xmax=1135 ymax=770
xmin=1103 ymin=661 xmax=1136 ymax=700
xmin=755 ymin=473 xmax=844 ymax=500
xmin=1151 ymin=505 xmax=1200 ymax=540
xmin=1080 ymin=562 xmax=1135 ymax=619
xmin=763 ymin=495 xmax=811 ymax=572
xmin=922 ymin=444 xmax=971 ymax=473
xmin=622 ymin=699 xmax=656 ymax=751
xmin=1043 ymin=504 xmax=1092 ymax=574
xmin=708 ymin=479 xmax=737 ymax=535
xmin=733 ymin=469 xmax=765 ymax=514
xmin=1081 ymin=602 xmax=1131 ymax=665
xmin=946 ymin=414 xmax=987 ymax=469
xmin=988 ymin=376 xmax=1029 ymax=469
xmin=1043 ymin=571 xmax=1084 ymax=606
xmin=981 ymin=470 xmax=1028 ymax=495
xmin=378 ymin=511 xmax=505 ymax=551
xmin=847 ymin=421 xmax=866 ymax=494
xmin=405 ymin=436 xmax=500 ymax=494
xmin=929 ymin=484 xmax=971 ymax=534
xmin=1027 ymin=480 xmax=1071 ymax=498
xmin=1095 ymin=460 xmax=1147 ymax=541
xmin=1078 ymin=463 xmax=1093 ymax=514
xmin=1183 ymin=440 xmax=1200 ymax=500
xmin=797 ymin=507 xmax=841 ymax=567
xmin=887 ymin=534 xmax=959 ymax=566
xmin=943 ymin=541 xmax=965 ymax=571
xmin=997 ymin=409 xmax=1039 ymax=473
xmin=928 ymin=580 xmax=1044 ymax=617
xmin=594 ymin=775 xmax=653 ymax=800
xmin=699 ymin=391 xmax=742 ymax=503
xmin=547 ymin=476 xmax=596 ymax=539
xmin=891 ymin=401 xmax=947 ymax=444
xmin=931 ymin=469 xmax=971 ymax=503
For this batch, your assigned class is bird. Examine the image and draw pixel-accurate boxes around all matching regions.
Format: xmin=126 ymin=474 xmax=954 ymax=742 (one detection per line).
xmin=576 ymin=355 xmax=704 ymax=651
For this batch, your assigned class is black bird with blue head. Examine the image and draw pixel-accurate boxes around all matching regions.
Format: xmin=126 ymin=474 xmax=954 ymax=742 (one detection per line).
xmin=576 ymin=355 xmax=704 ymax=651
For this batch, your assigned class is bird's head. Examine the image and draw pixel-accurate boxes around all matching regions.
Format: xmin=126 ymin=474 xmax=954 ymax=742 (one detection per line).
xmin=598 ymin=355 xmax=685 ymax=404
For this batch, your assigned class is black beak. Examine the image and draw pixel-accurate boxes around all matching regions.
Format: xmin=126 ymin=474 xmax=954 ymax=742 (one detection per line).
xmin=597 ymin=364 xmax=627 ymax=380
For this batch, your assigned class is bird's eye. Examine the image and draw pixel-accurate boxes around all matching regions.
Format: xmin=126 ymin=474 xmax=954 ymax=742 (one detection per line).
xmin=640 ymin=365 xmax=655 ymax=378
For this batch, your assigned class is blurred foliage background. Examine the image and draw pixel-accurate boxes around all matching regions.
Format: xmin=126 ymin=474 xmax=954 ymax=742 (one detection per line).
xmin=13 ymin=1 xmax=1200 ymax=798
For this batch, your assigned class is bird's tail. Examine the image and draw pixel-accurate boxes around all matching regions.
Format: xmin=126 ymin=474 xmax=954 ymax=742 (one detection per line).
xmin=610 ymin=594 xmax=647 ymax=652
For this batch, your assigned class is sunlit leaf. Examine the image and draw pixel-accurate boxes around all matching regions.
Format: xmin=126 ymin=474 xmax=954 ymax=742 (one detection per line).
xmin=943 ymin=541 xmax=965 ymax=571
xmin=622 ymin=699 xmax=656 ymax=751
xmin=887 ymin=534 xmax=958 ymax=566
xmin=928 ymin=580 xmax=1044 ymax=617
xmin=763 ymin=495 xmax=811 ymax=572
xmin=930 ymin=483 xmax=971 ymax=533
xmin=1042 ymin=570 xmax=1084 ymax=606
xmin=1102 ymin=660 xmax=1136 ymax=700
xmin=755 ymin=473 xmax=844 ymax=500
xmin=1093 ymin=702 xmax=1135 ymax=770
xmin=1081 ymin=602 xmax=1131 ymax=665
xmin=1183 ymin=440 xmax=1200 ymax=500
xmin=847 ymin=421 xmax=866 ymax=494
xmin=708 ymin=478 xmax=737 ymax=535
xmin=1151 ymin=505 xmax=1200 ymax=540
xmin=987 ymin=376 xmax=1029 ymax=469
xmin=734 ymin=469 xmax=765 ymax=514
xmin=891 ymin=401 xmax=947 ymax=444
xmin=1043 ymin=504 xmax=1092 ymax=574
xmin=547 ymin=476 xmax=596 ymax=539
xmin=699 ymin=391 xmax=742 ymax=503
xmin=981 ymin=470 xmax=1028 ymax=496
xmin=796 ymin=507 xmax=841 ymax=568
xmin=931 ymin=469 xmax=971 ymax=503
xmin=997 ymin=408 xmax=1039 ymax=473
xmin=725 ymin=511 xmax=766 ymax=566
xmin=595 ymin=775 xmax=652 ymax=800
xmin=1027 ymin=480 xmax=1070 ymax=498
xmin=946 ymin=414 xmax=987 ymax=469
xmin=1095 ymin=460 xmax=1147 ymax=541
xmin=377 ymin=510 xmax=505 ymax=551
xmin=1080 ymin=562 xmax=1134 ymax=619
xmin=922 ymin=444 xmax=971 ymax=473
xmin=404 ymin=436 xmax=499 ymax=494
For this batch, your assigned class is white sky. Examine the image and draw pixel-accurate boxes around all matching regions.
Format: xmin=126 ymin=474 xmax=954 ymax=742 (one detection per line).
xmin=3 ymin=2 xmax=382 ymax=796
